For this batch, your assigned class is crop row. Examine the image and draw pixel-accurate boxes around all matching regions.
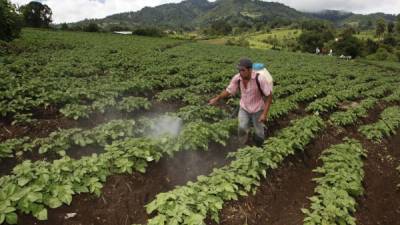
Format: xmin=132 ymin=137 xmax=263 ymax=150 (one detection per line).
xmin=302 ymin=139 xmax=366 ymax=225
xmin=145 ymin=115 xmax=325 ymax=225
xmin=329 ymin=98 xmax=377 ymax=126
xmin=0 ymin=119 xmax=137 ymax=159
xmin=358 ymin=106 xmax=400 ymax=142
xmin=0 ymin=118 xmax=236 ymax=224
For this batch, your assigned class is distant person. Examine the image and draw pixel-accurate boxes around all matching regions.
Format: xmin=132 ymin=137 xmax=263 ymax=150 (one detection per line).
xmin=209 ymin=58 xmax=273 ymax=146
xmin=340 ymin=55 xmax=352 ymax=60
xmin=315 ymin=47 xmax=320 ymax=55
xmin=328 ymin=49 xmax=333 ymax=56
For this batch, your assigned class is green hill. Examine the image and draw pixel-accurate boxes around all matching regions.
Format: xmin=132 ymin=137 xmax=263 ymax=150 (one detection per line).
xmin=308 ymin=10 xmax=397 ymax=29
xmin=72 ymin=0 xmax=397 ymax=31
xmin=75 ymin=0 xmax=307 ymax=30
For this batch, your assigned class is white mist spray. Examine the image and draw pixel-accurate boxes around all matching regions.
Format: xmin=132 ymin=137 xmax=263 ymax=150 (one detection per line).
xmin=146 ymin=115 xmax=183 ymax=138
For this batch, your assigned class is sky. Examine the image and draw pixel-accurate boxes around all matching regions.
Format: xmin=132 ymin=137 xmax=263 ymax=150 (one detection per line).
xmin=10 ymin=0 xmax=400 ymax=24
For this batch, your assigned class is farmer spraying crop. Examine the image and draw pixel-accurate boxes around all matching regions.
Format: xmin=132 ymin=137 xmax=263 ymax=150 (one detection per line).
xmin=209 ymin=58 xmax=273 ymax=146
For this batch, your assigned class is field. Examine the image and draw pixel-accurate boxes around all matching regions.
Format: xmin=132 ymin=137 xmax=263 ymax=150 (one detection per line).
xmin=0 ymin=28 xmax=400 ymax=225
xmin=199 ymin=28 xmax=301 ymax=50
xmin=354 ymin=30 xmax=377 ymax=41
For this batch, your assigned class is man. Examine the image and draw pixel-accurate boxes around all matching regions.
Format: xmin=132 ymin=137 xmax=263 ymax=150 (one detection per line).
xmin=209 ymin=58 xmax=273 ymax=146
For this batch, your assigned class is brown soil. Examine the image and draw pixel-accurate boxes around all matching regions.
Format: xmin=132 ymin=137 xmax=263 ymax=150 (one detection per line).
xmin=0 ymin=101 xmax=182 ymax=176
xmin=354 ymin=128 xmax=400 ymax=225
xmin=204 ymin=102 xmax=399 ymax=225
xmin=6 ymin=102 xmax=400 ymax=225
xmin=0 ymin=149 xmax=60 ymax=177
xmin=14 ymin=105 xmax=302 ymax=225
xmin=16 ymin=138 xmax=238 ymax=225
xmin=0 ymin=117 xmax=79 ymax=142
xmin=0 ymin=101 xmax=181 ymax=142
xmin=205 ymin=126 xmax=345 ymax=225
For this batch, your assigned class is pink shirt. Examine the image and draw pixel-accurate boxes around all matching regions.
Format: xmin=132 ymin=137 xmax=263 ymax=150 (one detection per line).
xmin=226 ymin=71 xmax=273 ymax=113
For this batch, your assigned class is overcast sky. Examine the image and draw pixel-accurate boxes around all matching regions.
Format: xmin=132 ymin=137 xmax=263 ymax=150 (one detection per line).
xmin=10 ymin=0 xmax=400 ymax=23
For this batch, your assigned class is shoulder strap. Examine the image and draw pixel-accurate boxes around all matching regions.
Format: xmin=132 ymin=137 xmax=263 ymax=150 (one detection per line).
xmin=237 ymin=74 xmax=267 ymax=97
xmin=256 ymin=73 xmax=266 ymax=97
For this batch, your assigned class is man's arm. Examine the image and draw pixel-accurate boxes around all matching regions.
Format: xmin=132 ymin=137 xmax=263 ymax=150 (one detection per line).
xmin=209 ymin=75 xmax=239 ymax=105
xmin=208 ymin=90 xmax=231 ymax=105
xmin=258 ymin=93 xmax=273 ymax=123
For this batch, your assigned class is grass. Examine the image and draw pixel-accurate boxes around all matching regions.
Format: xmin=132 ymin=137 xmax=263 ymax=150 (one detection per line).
xmin=354 ymin=30 xmax=377 ymax=41
xmin=196 ymin=28 xmax=301 ymax=50
xmin=246 ymin=28 xmax=301 ymax=49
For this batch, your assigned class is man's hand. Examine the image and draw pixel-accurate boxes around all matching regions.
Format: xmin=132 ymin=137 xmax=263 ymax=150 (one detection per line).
xmin=258 ymin=114 xmax=267 ymax=123
xmin=209 ymin=91 xmax=230 ymax=106
xmin=208 ymin=97 xmax=219 ymax=106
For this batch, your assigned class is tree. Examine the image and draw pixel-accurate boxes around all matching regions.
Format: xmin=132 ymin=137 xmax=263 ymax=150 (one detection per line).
xmin=208 ymin=20 xmax=232 ymax=35
xmin=298 ymin=20 xmax=336 ymax=53
xmin=367 ymin=20 xmax=373 ymax=28
xmin=301 ymin=20 xmax=334 ymax=33
xmin=298 ymin=31 xmax=331 ymax=53
xmin=341 ymin=27 xmax=357 ymax=38
xmin=60 ymin=23 xmax=69 ymax=31
xmin=363 ymin=38 xmax=379 ymax=55
xmin=84 ymin=23 xmax=100 ymax=32
xmin=333 ymin=35 xmax=362 ymax=58
xmin=396 ymin=14 xmax=400 ymax=34
xmin=387 ymin=21 xmax=395 ymax=33
xmin=375 ymin=19 xmax=386 ymax=37
xmin=0 ymin=0 xmax=22 ymax=41
xmin=20 ymin=1 xmax=52 ymax=28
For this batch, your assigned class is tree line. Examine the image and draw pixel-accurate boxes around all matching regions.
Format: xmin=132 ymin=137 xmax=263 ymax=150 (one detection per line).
xmin=1 ymin=0 xmax=53 ymax=41
xmin=297 ymin=18 xmax=400 ymax=61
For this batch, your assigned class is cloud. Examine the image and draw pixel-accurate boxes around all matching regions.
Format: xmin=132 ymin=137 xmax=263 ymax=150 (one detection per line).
xmin=11 ymin=0 xmax=182 ymax=23
xmin=275 ymin=0 xmax=400 ymax=14
xmin=10 ymin=0 xmax=399 ymax=24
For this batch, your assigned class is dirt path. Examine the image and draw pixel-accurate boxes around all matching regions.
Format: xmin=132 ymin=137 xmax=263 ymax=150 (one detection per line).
xmin=205 ymin=102 xmax=394 ymax=225
xmin=205 ymin=126 xmax=344 ymax=225
xmin=354 ymin=128 xmax=400 ymax=225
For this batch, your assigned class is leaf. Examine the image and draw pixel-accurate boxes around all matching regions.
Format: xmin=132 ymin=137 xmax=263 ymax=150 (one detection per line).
xmin=0 ymin=214 xmax=5 ymax=224
xmin=10 ymin=189 xmax=29 ymax=201
xmin=34 ymin=208 xmax=47 ymax=221
xmin=46 ymin=197 xmax=62 ymax=208
xmin=5 ymin=213 xmax=17 ymax=225
xmin=2 ymin=207 xmax=16 ymax=214
xmin=60 ymin=194 xmax=72 ymax=205
xmin=74 ymin=185 xmax=89 ymax=194
xmin=17 ymin=177 xmax=31 ymax=186
xmin=186 ymin=213 xmax=204 ymax=225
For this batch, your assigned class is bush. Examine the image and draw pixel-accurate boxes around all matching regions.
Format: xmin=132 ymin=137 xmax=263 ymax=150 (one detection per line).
xmin=367 ymin=48 xmax=390 ymax=61
xmin=0 ymin=0 xmax=22 ymax=41
xmin=132 ymin=27 xmax=165 ymax=37
xmin=383 ymin=34 xmax=397 ymax=46
xmin=108 ymin=25 xmax=130 ymax=32
xmin=225 ymin=37 xmax=249 ymax=47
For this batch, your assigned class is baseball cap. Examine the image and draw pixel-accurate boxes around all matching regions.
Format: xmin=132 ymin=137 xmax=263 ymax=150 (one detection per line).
xmin=237 ymin=58 xmax=253 ymax=69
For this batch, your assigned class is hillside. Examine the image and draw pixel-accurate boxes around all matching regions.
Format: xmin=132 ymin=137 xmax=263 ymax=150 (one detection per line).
xmin=73 ymin=0 xmax=397 ymax=30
